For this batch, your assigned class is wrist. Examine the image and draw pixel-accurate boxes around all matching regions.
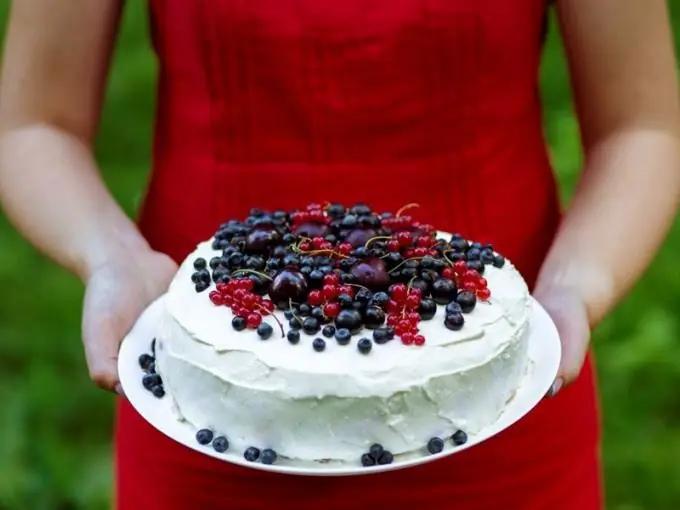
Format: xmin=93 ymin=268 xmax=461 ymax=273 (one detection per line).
xmin=534 ymin=257 xmax=615 ymax=328
xmin=77 ymin=228 xmax=151 ymax=282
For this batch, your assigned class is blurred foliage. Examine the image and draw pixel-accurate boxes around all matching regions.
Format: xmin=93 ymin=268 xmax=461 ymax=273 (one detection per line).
xmin=0 ymin=3 xmax=679 ymax=509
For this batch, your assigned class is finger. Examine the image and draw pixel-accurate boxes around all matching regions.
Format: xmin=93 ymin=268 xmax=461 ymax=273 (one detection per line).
xmin=82 ymin=307 xmax=123 ymax=393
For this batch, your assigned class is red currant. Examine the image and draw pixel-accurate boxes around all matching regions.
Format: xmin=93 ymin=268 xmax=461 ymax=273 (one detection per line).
xmin=338 ymin=285 xmax=354 ymax=297
xmin=414 ymin=335 xmax=426 ymax=346
xmin=299 ymin=241 xmax=312 ymax=252
xmin=396 ymin=231 xmax=412 ymax=247
xmin=442 ymin=267 xmax=455 ymax=280
xmin=390 ymin=284 xmax=408 ymax=302
xmin=337 ymin=243 xmax=353 ymax=256
xmin=322 ymin=284 xmax=340 ymax=300
xmin=413 ymin=247 xmax=428 ymax=257
xmin=246 ymin=313 xmax=262 ymax=328
xmin=323 ymin=273 xmax=340 ymax=286
xmin=405 ymin=294 xmax=420 ymax=310
xmin=308 ymin=290 xmax=324 ymax=306
xmin=401 ymin=332 xmax=415 ymax=345
xmin=209 ymin=291 xmax=223 ymax=306
xmin=477 ymin=288 xmax=491 ymax=301
xmin=386 ymin=239 xmax=401 ymax=252
xmin=323 ymin=302 xmax=341 ymax=318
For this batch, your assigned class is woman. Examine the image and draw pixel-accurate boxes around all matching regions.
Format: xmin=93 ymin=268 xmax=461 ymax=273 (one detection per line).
xmin=0 ymin=1 xmax=678 ymax=508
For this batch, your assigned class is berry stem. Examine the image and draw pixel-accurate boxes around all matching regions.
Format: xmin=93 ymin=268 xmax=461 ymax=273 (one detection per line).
xmin=231 ymin=269 xmax=273 ymax=281
xmin=363 ymin=236 xmax=392 ymax=249
xmin=255 ymin=304 xmax=285 ymax=338
xmin=441 ymin=250 xmax=456 ymax=267
xmin=387 ymin=256 xmax=426 ymax=274
xmin=396 ymin=203 xmax=420 ymax=218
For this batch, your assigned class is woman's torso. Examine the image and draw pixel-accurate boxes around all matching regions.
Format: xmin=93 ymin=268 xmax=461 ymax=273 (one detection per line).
xmin=126 ymin=1 xmax=600 ymax=508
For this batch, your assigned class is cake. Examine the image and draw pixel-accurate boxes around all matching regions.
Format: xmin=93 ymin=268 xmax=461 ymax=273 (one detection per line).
xmin=143 ymin=203 xmax=532 ymax=467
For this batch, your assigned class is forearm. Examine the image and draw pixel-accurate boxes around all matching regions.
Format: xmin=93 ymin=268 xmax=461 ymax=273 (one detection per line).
xmin=536 ymin=127 xmax=680 ymax=326
xmin=0 ymin=124 xmax=149 ymax=280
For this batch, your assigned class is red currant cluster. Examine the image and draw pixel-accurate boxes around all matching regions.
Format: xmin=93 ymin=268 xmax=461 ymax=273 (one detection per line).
xmin=385 ymin=283 xmax=426 ymax=346
xmin=307 ymin=273 xmax=355 ymax=319
xmin=290 ymin=203 xmax=329 ymax=227
xmin=209 ymin=278 xmax=276 ymax=328
xmin=299 ymin=236 xmax=353 ymax=258
xmin=384 ymin=232 xmax=439 ymax=258
xmin=442 ymin=261 xmax=491 ymax=301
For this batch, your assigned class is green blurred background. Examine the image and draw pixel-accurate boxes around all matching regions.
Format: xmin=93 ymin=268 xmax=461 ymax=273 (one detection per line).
xmin=1 ymin=3 xmax=679 ymax=509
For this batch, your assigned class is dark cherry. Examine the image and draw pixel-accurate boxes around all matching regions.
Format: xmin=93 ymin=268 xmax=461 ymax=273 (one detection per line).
xmin=268 ymin=270 xmax=309 ymax=308
xmin=350 ymin=258 xmax=390 ymax=291
xmin=456 ymin=291 xmax=477 ymax=314
xmin=245 ymin=229 xmax=279 ymax=253
xmin=293 ymin=222 xmax=330 ymax=238
xmin=345 ymin=228 xmax=378 ymax=248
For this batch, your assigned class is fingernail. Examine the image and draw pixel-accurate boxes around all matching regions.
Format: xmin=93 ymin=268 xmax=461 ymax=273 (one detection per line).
xmin=114 ymin=383 xmax=125 ymax=397
xmin=547 ymin=378 xmax=564 ymax=398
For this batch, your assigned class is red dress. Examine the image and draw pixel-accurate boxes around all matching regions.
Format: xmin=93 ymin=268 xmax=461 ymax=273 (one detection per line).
xmin=118 ymin=1 xmax=602 ymax=508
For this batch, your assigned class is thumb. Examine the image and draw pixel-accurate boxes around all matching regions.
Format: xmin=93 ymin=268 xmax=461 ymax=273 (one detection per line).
xmin=536 ymin=288 xmax=590 ymax=396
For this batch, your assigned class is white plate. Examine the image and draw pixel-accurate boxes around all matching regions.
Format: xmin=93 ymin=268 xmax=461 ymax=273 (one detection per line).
xmin=119 ymin=296 xmax=561 ymax=476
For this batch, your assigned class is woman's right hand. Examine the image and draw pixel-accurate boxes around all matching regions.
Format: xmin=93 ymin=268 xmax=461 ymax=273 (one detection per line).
xmin=81 ymin=248 xmax=178 ymax=394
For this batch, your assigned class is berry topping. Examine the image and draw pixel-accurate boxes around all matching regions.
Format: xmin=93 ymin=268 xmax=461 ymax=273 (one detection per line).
xmin=142 ymin=373 xmax=162 ymax=391
xmin=231 ymin=316 xmax=247 ymax=331
xmin=456 ymin=291 xmax=477 ymax=314
xmin=427 ymin=437 xmax=444 ymax=454
xmin=212 ymin=436 xmax=229 ymax=453
xmin=361 ymin=453 xmax=376 ymax=466
xmin=322 ymin=324 xmax=336 ymax=338
xmin=377 ymin=450 xmax=394 ymax=465
xmin=302 ymin=317 xmax=321 ymax=335
xmin=369 ymin=443 xmax=384 ymax=459
xmin=335 ymin=328 xmax=352 ymax=345
xmin=335 ymin=309 xmax=363 ymax=334
xmin=357 ymin=338 xmax=373 ymax=354
xmin=444 ymin=312 xmax=465 ymax=331
xmin=151 ymin=385 xmax=165 ymax=398
xmin=286 ymin=330 xmax=300 ymax=344
xmin=372 ymin=327 xmax=394 ymax=344
xmin=138 ymin=353 xmax=154 ymax=372
xmin=257 ymin=322 xmax=274 ymax=340
xmin=244 ymin=446 xmax=261 ymax=462
xmin=196 ymin=429 xmax=214 ymax=445
xmin=452 ymin=430 xmax=468 ymax=446
xmin=260 ymin=448 xmax=278 ymax=465
xmin=313 ymin=338 xmax=326 ymax=352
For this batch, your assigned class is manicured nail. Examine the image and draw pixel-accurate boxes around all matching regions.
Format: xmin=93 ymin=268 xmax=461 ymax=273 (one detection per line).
xmin=547 ymin=378 xmax=564 ymax=398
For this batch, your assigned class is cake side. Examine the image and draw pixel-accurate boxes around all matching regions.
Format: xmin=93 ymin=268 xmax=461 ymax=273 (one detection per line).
xmin=155 ymin=217 xmax=532 ymax=465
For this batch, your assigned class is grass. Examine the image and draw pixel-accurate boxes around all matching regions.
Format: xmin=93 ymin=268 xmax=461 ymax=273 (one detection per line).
xmin=1 ymin=3 xmax=679 ymax=509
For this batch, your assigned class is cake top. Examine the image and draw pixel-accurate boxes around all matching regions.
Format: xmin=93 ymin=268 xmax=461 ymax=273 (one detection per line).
xmin=164 ymin=202 xmax=530 ymax=376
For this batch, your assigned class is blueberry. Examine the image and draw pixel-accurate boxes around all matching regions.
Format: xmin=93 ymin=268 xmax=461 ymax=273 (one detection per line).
xmin=449 ymin=237 xmax=469 ymax=252
xmin=427 ymin=437 xmax=445 ymax=454
xmin=445 ymin=301 xmax=462 ymax=315
xmin=298 ymin=303 xmax=311 ymax=316
xmin=369 ymin=443 xmax=384 ymax=460
xmin=493 ymin=254 xmax=506 ymax=268
xmin=195 ymin=281 xmax=210 ymax=293
xmin=341 ymin=215 xmax=358 ymax=228
xmin=196 ymin=429 xmax=214 ymax=445
xmin=284 ymin=309 xmax=295 ymax=320
xmin=191 ymin=272 xmax=201 ymax=283
xmin=370 ymin=291 xmax=390 ymax=308
xmin=335 ymin=328 xmax=352 ymax=345
xmin=146 ymin=361 xmax=156 ymax=374
xmin=409 ymin=278 xmax=429 ymax=294
xmin=302 ymin=317 xmax=321 ymax=335
xmin=361 ymin=453 xmax=376 ymax=467
xmin=338 ymin=294 xmax=354 ymax=309
xmin=244 ymin=447 xmax=261 ymax=462
xmin=354 ymin=289 xmax=373 ymax=304
xmin=322 ymin=325 xmax=336 ymax=338
xmin=212 ymin=436 xmax=229 ymax=453
xmin=151 ymin=385 xmax=165 ymax=398
xmin=209 ymin=256 xmax=222 ymax=270
xmin=363 ymin=308 xmax=385 ymax=329
xmin=467 ymin=260 xmax=485 ymax=274
xmin=287 ymin=330 xmax=300 ymax=344
xmin=311 ymin=306 xmax=326 ymax=322
xmin=372 ymin=327 xmax=393 ymax=344
xmin=138 ymin=353 xmax=155 ymax=372
xmin=452 ymin=430 xmax=468 ymax=446
xmin=260 ymin=448 xmax=277 ymax=465
xmin=232 ymin=316 xmax=247 ymax=331
xmin=193 ymin=258 xmax=207 ymax=270
xmin=431 ymin=278 xmax=458 ymax=305
xmin=308 ymin=270 xmax=324 ymax=288
xmin=257 ymin=323 xmax=274 ymax=340
xmin=418 ymin=298 xmax=437 ymax=320
xmin=466 ymin=248 xmax=481 ymax=261
xmin=456 ymin=291 xmax=477 ymax=314
xmin=444 ymin=313 xmax=465 ymax=331
xmin=480 ymin=249 xmax=495 ymax=264
xmin=289 ymin=317 xmax=303 ymax=330
xmin=313 ymin=338 xmax=326 ymax=352
xmin=335 ymin=309 xmax=363 ymax=334
xmin=357 ymin=338 xmax=372 ymax=354
xmin=377 ymin=451 xmax=394 ymax=465
xmin=142 ymin=373 xmax=162 ymax=391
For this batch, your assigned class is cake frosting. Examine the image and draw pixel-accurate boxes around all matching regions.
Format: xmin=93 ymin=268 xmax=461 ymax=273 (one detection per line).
xmin=152 ymin=204 xmax=532 ymax=466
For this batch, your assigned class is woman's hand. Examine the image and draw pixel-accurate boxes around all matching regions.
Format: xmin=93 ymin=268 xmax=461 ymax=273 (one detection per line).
xmin=533 ymin=283 xmax=591 ymax=397
xmin=82 ymin=248 xmax=178 ymax=394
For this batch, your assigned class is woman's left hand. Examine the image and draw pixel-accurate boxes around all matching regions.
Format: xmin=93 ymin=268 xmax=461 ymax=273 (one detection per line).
xmin=533 ymin=284 xmax=591 ymax=397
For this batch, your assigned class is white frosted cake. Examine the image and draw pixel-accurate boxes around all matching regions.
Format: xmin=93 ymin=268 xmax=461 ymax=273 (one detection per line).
xmin=145 ymin=203 xmax=532 ymax=467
